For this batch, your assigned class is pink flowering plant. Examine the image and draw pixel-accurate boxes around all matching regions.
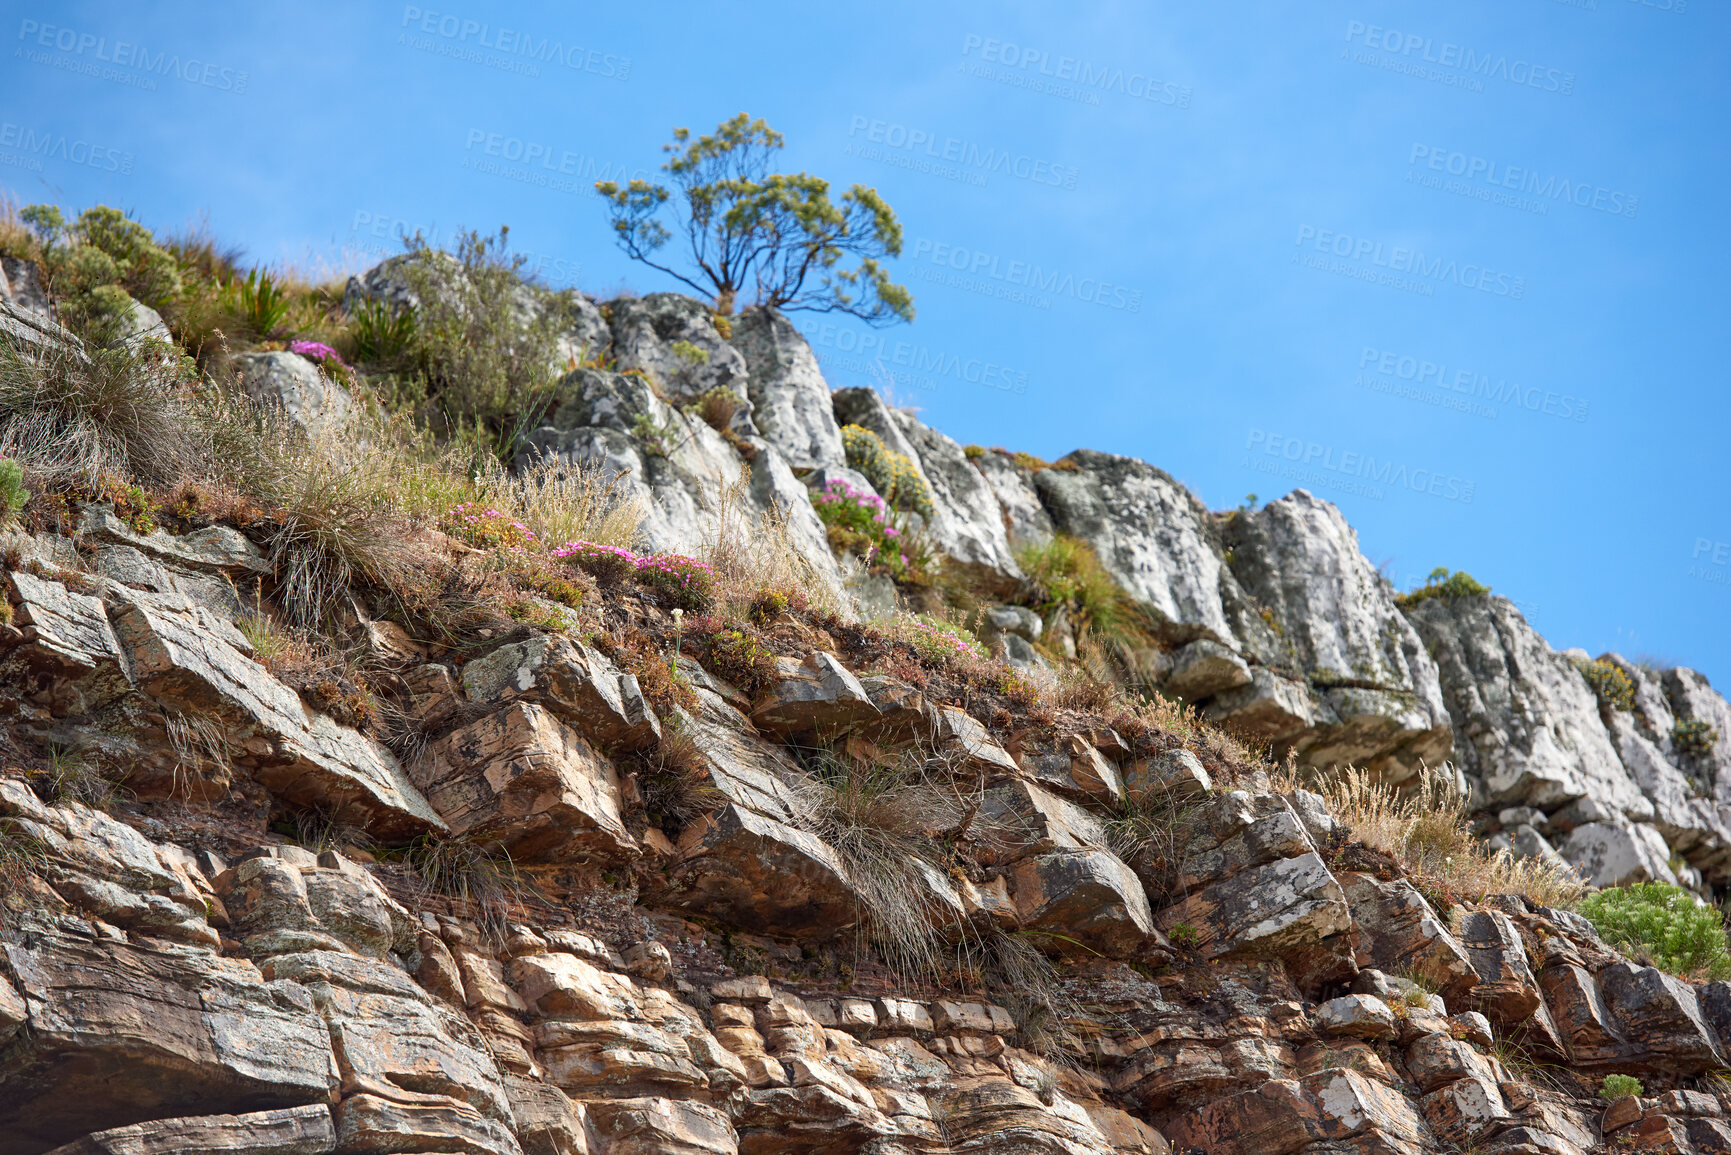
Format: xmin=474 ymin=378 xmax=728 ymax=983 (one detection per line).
xmin=442 ymin=502 xmax=537 ymax=553
xmin=289 ymin=339 xmax=347 ymax=367
xmin=812 ymin=478 xmax=926 ymax=582
xmin=552 ymin=540 xmax=639 ymax=586
xmin=892 ymin=614 xmax=987 ymax=665
xmin=633 ymin=553 xmax=718 ymax=612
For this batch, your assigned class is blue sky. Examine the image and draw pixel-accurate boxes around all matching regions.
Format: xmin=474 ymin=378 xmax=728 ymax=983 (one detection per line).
xmin=3 ymin=0 xmax=1726 ymax=682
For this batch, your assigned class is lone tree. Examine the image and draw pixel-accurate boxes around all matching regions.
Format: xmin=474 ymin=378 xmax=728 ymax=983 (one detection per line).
xmin=596 ymin=114 xmax=913 ymax=325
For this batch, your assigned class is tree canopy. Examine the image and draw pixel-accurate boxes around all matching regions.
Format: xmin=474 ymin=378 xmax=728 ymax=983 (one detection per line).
xmin=597 ymin=114 xmax=913 ymax=325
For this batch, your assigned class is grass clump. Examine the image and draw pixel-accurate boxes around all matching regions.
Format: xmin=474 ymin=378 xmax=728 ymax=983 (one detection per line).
xmin=390 ymin=831 xmax=536 ymax=942
xmin=1572 ymin=656 xmax=1636 ymax=713
xmin=0 ymin=457 xmax=28 ymax=521
xmin=1314 ymin=766 xmax=1587 ymax=911
xmin=1600 ymin=1074 xmax=1643 ymax=1102
xmin=1016 ymin=534 xmax=1143 ymax=647
xmin=1394 ymin=566 xmax=1491 ymax=608
xmin=1578 ymin=880 xmax=1731 ymax=981
xmin=841 ymin=424 xmax=932 ymax=518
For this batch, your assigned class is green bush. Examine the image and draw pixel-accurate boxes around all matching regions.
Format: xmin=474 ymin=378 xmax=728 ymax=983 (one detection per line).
xmin=1578 ymin=880 xmax=1731 ymax=980
xmin=1573 ymin=657 xmax=1636 ymax=713
xmin=22 ymin=204 xmax=182 ymax=341
xmin=1600 ymin=1074 xmax=1643 ymax=1102
xmin=840 ymin=424 xmax=931 ymax=518
xmin=1674 ymin=718 xmax=1720 ymax=760
xmin=1394 ymin=566 xmax=1491 ymax=608
xmin=0 ymin=457 xmax=27 ymax=522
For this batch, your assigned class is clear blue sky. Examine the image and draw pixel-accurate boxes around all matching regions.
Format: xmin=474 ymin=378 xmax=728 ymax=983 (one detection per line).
xmin=3 ymin=0 xmax=1725 ymax=683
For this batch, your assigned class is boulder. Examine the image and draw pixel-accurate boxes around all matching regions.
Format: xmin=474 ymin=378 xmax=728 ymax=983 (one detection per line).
xmin=1165 ymin=1068 xmax=1431 ymax=1155
xmin=1458 ymin=909 xmax=1543 ymax=1025
xmin=1032 ymin=450 xmax=1235 ymax=647
xmin=1337 ymin=873 xmax=1477 ymax=1002
xmin=1404 ymin=595 xmax=1650 ymax=814
xmin=3 ymin=570 xmax=134 ymax=717
xmin=37 ymin=1104 xmax=337 ymax=1155
xmin=0 ymin=924 xmax=339 ymax=1153
xmin=461 ymin=634 xmax=661 ymax=752
xmin=730 ymin=307 xmax=845 ymax=471
xmin=1221 ymin=491 xmax=1451 ymax=776
xmin=1203 ymin=668 xmax=1315 ymax=744
xmin=1 ymin=257 xmax=53 ymax=319
xmin=1561 ymin=818 xmax=1677 ymax=887
xmin=1314 ymin=994 xmax=1398 ymax=1040
xmin=332 ymin=1093 xmax=521 ymax=1155
xmin=749 ymin=652 xmax=879 ymax=736
xmin=232 ymin=352 xmax=353 ymax=439
xmin=585 ymin=1098 xmax=738 ymax=1155
xmin=1007 ymin=847 xmax=1162 ymax=958
xmin=971 ymin=451 xmax=1054 ymax=550
xmin=415 ymin=702 xmax=637 ymax=863
xmin=609 ymin=293 xmax=751 ymax=405
xmin=1160 ymin=638 xmax=1252 ymax=701
xmin=1666 ymin=667 xmax=1731 ymax=802
xmin=1155 ymin=850 xmax=1353 ymax=989
xmin=660 ymin=804 xmax=857 ymax=939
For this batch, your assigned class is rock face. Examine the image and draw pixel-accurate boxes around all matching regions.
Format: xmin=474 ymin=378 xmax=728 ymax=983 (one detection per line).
xmin=729 ymin=307 xmax=845 ymax=472
xmin=608 ymin=294 xmax=751 ymax=406
xmin=233 ymin=352 xmax=354 ymax=438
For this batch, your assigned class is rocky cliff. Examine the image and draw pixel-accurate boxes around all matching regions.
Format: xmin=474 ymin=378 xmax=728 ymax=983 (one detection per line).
xmin=0 ymin=263 xmax=1729 ymax=1155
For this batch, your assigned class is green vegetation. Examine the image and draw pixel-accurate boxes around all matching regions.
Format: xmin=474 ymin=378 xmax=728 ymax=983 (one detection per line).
xmin=888 ymin=613 xmax=987 ymax=664
xmin=1016 ymin=534 xmax=1141 ymax=647
xmin=20 ymin=204 xmax=182 ymax=342
xmin=1674 ymin=718 xmax=1720 ymax=760
xmin=840 ymin=424 xmax=932 ymax=517
xmin=1394 ymin=566 xmax=1491 ymax=608
xmin=1572 ymin=656 xmax=1636 ymax=713
xmin=1578 ymin=880 xmax=1731 ymax=981
xmin=596 ymin=113 xmax=912 ymax=322
xmin=0 ymin=457 xmax=27 ymax=521
xmin=1600 ymin=1074 xmax=1643 ymax=1102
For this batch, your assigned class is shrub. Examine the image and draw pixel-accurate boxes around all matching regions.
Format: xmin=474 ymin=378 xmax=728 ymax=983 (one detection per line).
xmin=23 ymin=204 xmax=182 ymax=340
xmin=670 ymin=339 xmax=709 ymax=366
xmin=1601 ymin=1074 xmax=1643 ymax=1102
xmin=1578 ymin=880 xmax=1731 ymax=980
xmin=687 ymin=385 xmax=741 ymax=432
xmin=442 ymin=502 xmax=538 ymax=553
xmin=841 ymin=424 xmax=932 ymax=518
xmin=1395 ymin=566 xmax=1491 ymax=608
xmin=812 ymin=477 xmax=922 ymax=579
xmin=963 ymin=444 xmax=985 ymax=459
xmin=0 ymin=457 xmax=27 ymax=522
xmin=888 ymin=613 xmax=987 ymax=665
xmin=1573 ymin=657 xmax=1636 ymax=713
xmin=1016 ymin=534 xmax=1140 ymax=645
xmin=702 ymin=626 xmax=779 ymax=693
xmin=635 ymin=553 xmax=718 ymax=611
xmin=1675 ymin=718 xmax=1720 ymax=760
xmin=630 ymin=412 xmax=677 ymax=457
xmin=553 ymin=540 xmax=639 ymax=585
xmin=749 ymin=586 xmax=805 ymax=622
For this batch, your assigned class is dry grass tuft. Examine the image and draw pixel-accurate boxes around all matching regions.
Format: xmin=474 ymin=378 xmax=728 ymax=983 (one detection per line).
xmin=1315 ymin=766 xmax=1587 ymax=909
xmin=702 ymin=464 xmax=845 ymax=620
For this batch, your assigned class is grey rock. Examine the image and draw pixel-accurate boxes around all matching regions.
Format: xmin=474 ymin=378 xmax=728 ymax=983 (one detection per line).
xmin=731 ymin=307 xmax=846 ymax=471
xmin=1507 ymin=824 xmax=1567 ymax=867
xmin=1 ymin=255 xmax=53 ymax=318
xmin=1666 ymin=667 xmax=1731 ymax=800
xmin=971 ymin=451 xmax=1055 ymax=550
xmin=119 ymin=297 xmax=171 ymax=346
xmin=981 ymin=604 xmax=1043 ymax=643
xmin=1561 ymin=819 xmax=1677 ymax=887
xmin=1161 ymin=638 xmax=1252 ymax=700
xmin=1203 ymin=666 xmax=1315 ymax=742
xmin=996 ymin=632 xmax=1047 ymax=670
xmin=1033 ymin=450 xmax=1234 ymax=646
xmin=461 ymin=634 xmax=660 ymax=752
xmin=1405 ymin=594 xmax=1651 ymax=814
xmin=0 ymin=296 xmax=83 ymax=358
xmin=4 ymin=570 xmax=134 ymax=717
xmin=523 ymin=368 xmax=847 ymax=608
xmin=1497 ymin=806 xmax=1546 ymax=830
xmin=79 ymin=504 xmax=270 ymax=577
xmin=609 ymin=293 xmax=750 ymax=405
xmin=1314 ymin=994 xmax=1398 ymax=1040
xmin=1007 ymin=847 xmax=1161 ymax=959
xmin=1222 ymin=490 xmax=1451 ymax=775
xmin=233 ymin=352 xmax=353 ymax=439
xmin=552 ymin=291 xmax=612 ymax=369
